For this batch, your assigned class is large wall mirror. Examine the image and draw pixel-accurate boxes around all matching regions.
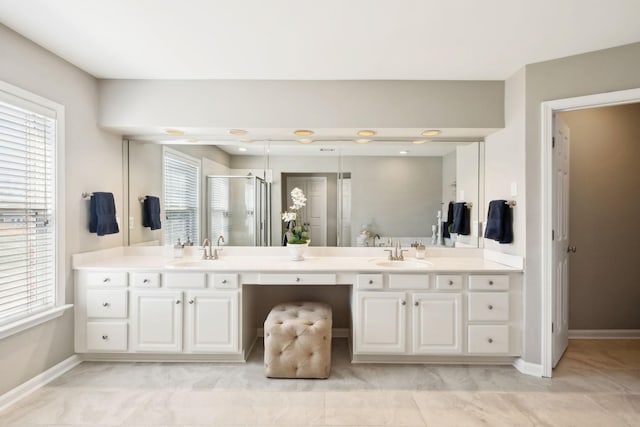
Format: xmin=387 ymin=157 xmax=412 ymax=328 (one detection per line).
xmin=124 ymin=138 xmax=483 ymax=248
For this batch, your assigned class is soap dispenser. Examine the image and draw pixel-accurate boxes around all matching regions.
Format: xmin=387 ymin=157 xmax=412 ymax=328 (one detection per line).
xmin=173 ymin=238 xmax=184 ymax=258
xmin=184 ymin=237 xmax=194 ymax=257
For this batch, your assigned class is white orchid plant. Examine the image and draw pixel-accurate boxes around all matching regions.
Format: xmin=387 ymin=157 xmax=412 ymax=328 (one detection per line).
xmin=281 ymin=187 xmax=309 ymax=244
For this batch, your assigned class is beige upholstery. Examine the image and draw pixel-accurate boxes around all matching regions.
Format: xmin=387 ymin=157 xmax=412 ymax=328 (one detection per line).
xmin=264 ymin=301 xmax=332 ymax=379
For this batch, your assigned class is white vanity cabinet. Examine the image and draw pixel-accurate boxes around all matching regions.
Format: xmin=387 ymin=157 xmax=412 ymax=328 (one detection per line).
xmin=131 ymin=290 xmax=184 ymax=352
xmin=354 ymin=274 xmax=462 ymax=355
xmin=185 ymin=290 xmax=239 ymax=353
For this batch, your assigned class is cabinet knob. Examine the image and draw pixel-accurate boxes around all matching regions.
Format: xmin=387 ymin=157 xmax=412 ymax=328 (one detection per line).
xmin=175 ymin=300 xmax=181 ymax=305
xmin=222 ymin=279 xmax=227 ymax=284
xmin=401 ymin=300 xmax=406 ymax=306
xmin=296 ymin=277 xmax=301 ymax=282
xmin=448 ymin=280 xmax=454 ymax=286
xmin=488 ymin=304 xmax=494 ymax=310
xmin=369 ymin=279 xmax=374 ymax=284
xmin=414 ymin=301 xmax=419 ymax=307
xmin=143 ymin=278 xmax=149 ymax=283
xmin=489 ymin=280 xmax=494 ymax=285
xmin=103 ymin=277 xmax=111 ymax=283
xmin=102 ymin=335 xmax=108 ymax=340
xmin=188 ymin=299 xmax=194 ymax=304
xmin=488 ymin=338 xmax=494 ymax=344
xmin=102 ymin=302 xmax=110 ymax=307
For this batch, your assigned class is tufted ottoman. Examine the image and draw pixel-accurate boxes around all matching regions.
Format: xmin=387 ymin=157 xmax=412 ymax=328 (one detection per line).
xmin=264 ymin=301 xmax=332 ymax=379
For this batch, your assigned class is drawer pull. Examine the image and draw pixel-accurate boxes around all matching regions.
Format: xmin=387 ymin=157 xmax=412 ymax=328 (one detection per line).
xmin=488 ymin=338 xmax=494 ymax=344
xmin=222 ymin=279 xmax=228 ymax=284
xmin=296 ymin=277 xmax=301 ymax=282
xmin=102 ymin=335 xmax=108 ymax=340
xmin=369 ymin=279 xmax=374 ymax=284
xmin=488 ymin=304 xmax=494 ymax=310
xmin=103 ymin=278 xmax=111 ymax=283
xmin=143 ymin=278 xmax=150 ymax=283
xmin=102 ymin=302 xmax=110 ymax=307
xmin=188 ymin=299 xmax=194 ymax=304
xmin=489 ymin=280 xmax=494 ymax=285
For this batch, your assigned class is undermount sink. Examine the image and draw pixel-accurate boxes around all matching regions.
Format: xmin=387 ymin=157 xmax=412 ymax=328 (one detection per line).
xmin=368 ymin=259 xmax=432 ymax=269
xmin=165 ymin=259 xmax=221 ymax=269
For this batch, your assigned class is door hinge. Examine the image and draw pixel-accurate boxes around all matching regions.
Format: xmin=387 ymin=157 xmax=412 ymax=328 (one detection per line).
xmin=552 ymin=137 xmax=555 ymax=148
xmin=552 ymin=322 xmax=555 ymax=333
xmin=552 ymin=229 xmax=555 ymax=240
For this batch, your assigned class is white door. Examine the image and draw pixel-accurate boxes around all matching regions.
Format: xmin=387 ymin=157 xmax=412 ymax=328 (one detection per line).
xmin=412 ymin=293 xmax=462 ymax=354
xmin=286 ymin=177 xmax=327 ymax=246
xmin=355 ymin=291 xmax=407 ymax=353
xmin=552 ymin=115 xmax=571 ymax=367
xmin=185 ymin=291 xmax=239 ymax=353
xmin=132 ymin=291 xmax=183 ymax=352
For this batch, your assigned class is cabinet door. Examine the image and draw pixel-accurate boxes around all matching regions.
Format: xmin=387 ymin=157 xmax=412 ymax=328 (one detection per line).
xmin=412 ymin=293 xmax=462 ymax=354
xmin=185 ymin=291 xmax=239 ymax=353
xmin=132 ymin=291 xmax=183 ymax=352
xmin=355 ymin=291 xmax=407 ymax=354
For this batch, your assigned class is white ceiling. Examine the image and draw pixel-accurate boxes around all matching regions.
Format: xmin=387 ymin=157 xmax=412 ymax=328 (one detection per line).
xmin=1 ymin=0 xmax=640 ymax=81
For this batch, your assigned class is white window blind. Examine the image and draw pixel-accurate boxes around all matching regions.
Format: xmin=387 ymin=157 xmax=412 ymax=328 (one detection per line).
xmin=0 ymin=97 xmax=56 ymax=326
xmin=208 ymin=176 xmax=230 ymax=244
xmin=163 ymin=149 xmax=199 ymax=245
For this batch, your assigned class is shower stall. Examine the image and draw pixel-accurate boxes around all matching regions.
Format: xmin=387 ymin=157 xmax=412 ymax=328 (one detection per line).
xmin=207 ymin=175 xmax=271 ymax=246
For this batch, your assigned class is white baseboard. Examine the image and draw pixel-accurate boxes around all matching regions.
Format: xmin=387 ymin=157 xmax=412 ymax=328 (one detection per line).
xmin=0 ymin=354 xmax=82 ymax=412
xmin=568 ymin=329 xmax=640 ymax=339
xmin=256 ymin=327 xmax=349 ymax=338
xmin=512 ymin=358 xmax=543 ymax=377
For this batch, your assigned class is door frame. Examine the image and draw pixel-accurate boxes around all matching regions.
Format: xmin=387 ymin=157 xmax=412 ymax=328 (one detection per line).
xmin=540 ymin=87 xmax=640 ymax=377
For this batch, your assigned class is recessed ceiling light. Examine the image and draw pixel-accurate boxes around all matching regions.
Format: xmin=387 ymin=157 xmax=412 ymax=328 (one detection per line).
xmin=294 ymin=129 xmax=314 ymax=136
xmin=164 ymin=129 xmax=185 ymax=135
xmin=239 ymin=139 xmax=253 ymax=143
xmin=357 ymin=130 xmax=377 ymax=137
xmin=412 ymin=140 xmax=427 ymax=145
xmin=399 ymin=150 xmax=409 ymax=155
xmin=238 ymin=147 xmax=248 ymax=152
xmin=297 ymin=139 xmax=313 ymax=144
xmin=229 ymin=129 xmax=248 ymax=136
xmin=354 ymin=139 xmax=371 ymax=144
xmin=421 ymin=129 xmax=441 ymax=137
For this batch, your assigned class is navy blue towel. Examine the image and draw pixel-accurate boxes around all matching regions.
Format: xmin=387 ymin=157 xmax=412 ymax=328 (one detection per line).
xmin=443 ymin=202 xmax=454 ymax=239
xmin=484 ymin=200 xmax=513 ymax=244
xmin=89 ymin=192 xmax=119 ymax=236
xmin=452 ymin=202 xmax=471 ymax=235
xmin=142 ymin=196 xmax=162 ymax=230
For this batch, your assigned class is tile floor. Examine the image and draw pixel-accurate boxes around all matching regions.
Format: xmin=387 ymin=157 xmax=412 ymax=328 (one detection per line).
xmin=0 ymin=339 xmax=638 ymax=426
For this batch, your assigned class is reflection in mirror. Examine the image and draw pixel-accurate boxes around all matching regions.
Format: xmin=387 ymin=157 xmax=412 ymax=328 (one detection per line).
xmin=125 ymin=139 xmax=482 ymax=248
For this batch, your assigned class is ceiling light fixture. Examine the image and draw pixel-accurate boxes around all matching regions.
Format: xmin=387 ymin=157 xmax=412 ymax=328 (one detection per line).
xmin=229 ymin=129 xmax=248 ymax=136
xmin=357 ymin=130 xmax=377 ymax=137
xmin=421 ymin=129 xmax=441 ymax=137
xmin=297 ymin=139 xmax=313 ymax=144
xmin=412 ymin=140 xmax=427 ymax=145
xmin=354 ymin=139 xmax=371 ymax=144
xmin=399 ymin=150 xmax=409 ymax=155
xmin=164 ymin=129 xmax=185 ymax=135
xmin=238 ymin=147 xmax=248 ymax=152
xmin=294 ymin=129 xmax=314 ymax=136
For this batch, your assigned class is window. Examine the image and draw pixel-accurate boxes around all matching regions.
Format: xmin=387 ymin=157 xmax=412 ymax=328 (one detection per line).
xmin=0 ymin=81 xmax=65 ymax=333
xmin=163 ymin=148 xmax=200 ymax=245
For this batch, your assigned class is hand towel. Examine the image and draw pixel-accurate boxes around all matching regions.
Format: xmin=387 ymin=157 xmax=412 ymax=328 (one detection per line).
xmin=484 ymin=200 xmax=513 ymax=244
xmin=89 ymin=192 xmax=119 ymax=236
xmin=443 ymin=201 xmax=454 ymax=239
xmin=452 ymin=202 xmax=471 ymax=235
xmin=142 ymin=196 xmax=162 ymax=230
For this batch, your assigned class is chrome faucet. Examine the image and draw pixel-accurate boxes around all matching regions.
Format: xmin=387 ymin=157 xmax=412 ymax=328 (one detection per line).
xmin=384 ymin=240 xmax=409 ymax=261
xmin=201 ymin=238 xmax=217 ymax=260
xmin=217 ymin=235 xmax=225 ymax=247
xmin=372 ymin=234 xmax=381 ymax=247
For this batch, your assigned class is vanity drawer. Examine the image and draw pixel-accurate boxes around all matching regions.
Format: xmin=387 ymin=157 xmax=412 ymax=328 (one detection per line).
xmin=468 ymin=325 xmax=509 ymax=354
xmin=210 ymin=273 xmax=238 ymax=289
xmin=86 ymin=322 xmax=128 ymax=351
xmin=164 ymin=272 xmax=206 ymax=289
xmin=468 ymin=292 xmax=509 ymax=321
xmin=86 ymin=271 xmax=127 ymax=287
xmin=131 ymin=272 xmax=160 ymax=288
xmin=259 ymin=274 xmax=336 ymax=285
xmin=356 ymin=274 xmax=383 ymax=289
xmin=388 ymin=274 xmax=429 ymax=290
xmin=86 ymin=290 xmax=128 ymax=318
xmin=435 ymin=275 xmax=463 ymax=290
xmin=468 ymin=275 xmax=509 ymax=291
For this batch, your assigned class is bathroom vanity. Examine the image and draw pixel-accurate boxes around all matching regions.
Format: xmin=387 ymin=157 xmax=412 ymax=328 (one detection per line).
xmin=73 ymin=247 xmax=523 ymax=366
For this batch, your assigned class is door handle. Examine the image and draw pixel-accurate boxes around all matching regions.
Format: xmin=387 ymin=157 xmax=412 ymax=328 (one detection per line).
xmin=567 ymin=246 xmax=577 ymax=253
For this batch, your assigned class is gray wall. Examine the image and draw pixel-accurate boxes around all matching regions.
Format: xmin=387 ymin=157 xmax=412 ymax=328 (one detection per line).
xmin=0 ymin=24 xmax=123 ymax=395
xmin=558 ymin=104 xmax=640 ymax=330
xmin=523 ymin=42 xmax=640 ymax=364
xmin=98 ymin=79 xmax=504 ymax=130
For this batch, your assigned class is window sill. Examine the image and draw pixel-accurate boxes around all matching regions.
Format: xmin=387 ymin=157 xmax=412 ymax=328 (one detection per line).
xmin=0 ymin=305 xmax=73 ymax=340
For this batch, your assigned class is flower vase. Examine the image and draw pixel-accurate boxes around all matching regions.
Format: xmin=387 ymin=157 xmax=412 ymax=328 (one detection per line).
xmin=287 ymin=241 xmax=310 ymax=261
